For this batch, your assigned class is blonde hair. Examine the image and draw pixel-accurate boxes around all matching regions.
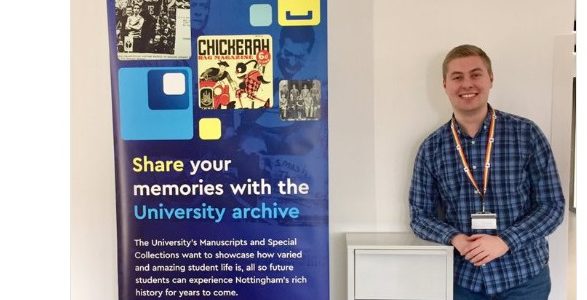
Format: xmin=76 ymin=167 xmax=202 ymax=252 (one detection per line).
xmin=442 ymin=44 xmax=493 ymax=80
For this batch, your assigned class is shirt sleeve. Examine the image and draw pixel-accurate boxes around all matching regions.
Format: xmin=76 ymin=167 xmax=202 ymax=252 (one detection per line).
xmin=409 ymin=142 xmax=460 ymax=245
xmin=498 ymin=125 xmax=565 ymax=252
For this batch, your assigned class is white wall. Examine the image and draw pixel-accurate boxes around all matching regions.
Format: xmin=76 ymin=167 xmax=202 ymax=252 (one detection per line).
xmin=72 ymin=1 xmax=575 ymax=300
xmin=327 ymin=1 xmax=377 ymax=299
xmin=551 ymin=33 xmax=576 ymax=300
xmin=71 ymin=0 xmax=117 ymax=299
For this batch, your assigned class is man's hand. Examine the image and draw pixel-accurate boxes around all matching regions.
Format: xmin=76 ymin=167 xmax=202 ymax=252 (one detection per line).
xmin=451 ymin=233 xmax=475 ymax=256
xmin=462 ymin=234 xmax=509 ymax=266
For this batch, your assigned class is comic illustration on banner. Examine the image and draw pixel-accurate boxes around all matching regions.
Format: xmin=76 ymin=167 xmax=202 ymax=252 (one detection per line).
xmin=197 ymin=35 xmax=273 ymax=109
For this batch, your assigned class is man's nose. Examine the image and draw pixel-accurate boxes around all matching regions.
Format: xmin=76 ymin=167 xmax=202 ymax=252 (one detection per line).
xmin=461 ymin=76 xmax=474 ymax=88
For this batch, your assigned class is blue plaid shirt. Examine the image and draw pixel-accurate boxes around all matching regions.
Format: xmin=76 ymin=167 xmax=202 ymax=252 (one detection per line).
xmin=409 ymin=109 xmax=564 ymax=295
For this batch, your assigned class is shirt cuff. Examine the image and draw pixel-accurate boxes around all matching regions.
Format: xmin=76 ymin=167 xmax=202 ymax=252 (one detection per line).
xmin=444 ymin=230 xmax=461 ymax=246
xmin=498 ymin=229 xmax=521 ymax=252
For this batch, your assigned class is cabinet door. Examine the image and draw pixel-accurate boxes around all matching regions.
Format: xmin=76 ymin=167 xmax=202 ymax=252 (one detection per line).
xmin=354 ymin=249 xmax=449 ymax=300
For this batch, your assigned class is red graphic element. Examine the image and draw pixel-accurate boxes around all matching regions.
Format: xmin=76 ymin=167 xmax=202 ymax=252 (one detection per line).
xmin=256 ymin=50 xmax=271 ymax=65
xmin=200 ymin=80 xmax=232 ymax=109
xmin=213 ymin=85 xmax=231 ymax=108
xmin=236 ymin=70 xmax=269 ymax=108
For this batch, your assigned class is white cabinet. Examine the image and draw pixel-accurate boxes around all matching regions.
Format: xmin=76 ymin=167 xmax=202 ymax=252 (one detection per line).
xmin=347 ymin=232 xmax=453 ymax=300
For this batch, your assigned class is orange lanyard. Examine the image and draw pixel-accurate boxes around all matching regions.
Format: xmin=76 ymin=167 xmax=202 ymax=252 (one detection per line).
xmin=450 ymin=108 xmax=496 ymax=212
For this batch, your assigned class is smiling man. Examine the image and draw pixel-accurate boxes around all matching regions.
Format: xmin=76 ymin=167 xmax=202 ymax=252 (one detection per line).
xmin=409 ymin=44 xmax=564 ymax=300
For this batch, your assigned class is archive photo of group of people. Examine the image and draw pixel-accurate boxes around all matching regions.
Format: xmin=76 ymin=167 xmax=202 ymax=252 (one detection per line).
xmin=115 ymin=0 xmax=182 ymax=54
xmin=279 ymin=80 xmax=321 ymax=121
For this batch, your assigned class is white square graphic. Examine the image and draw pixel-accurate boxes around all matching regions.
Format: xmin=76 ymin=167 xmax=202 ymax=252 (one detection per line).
xmin=163 ymin=73 xmax=186 ymax=95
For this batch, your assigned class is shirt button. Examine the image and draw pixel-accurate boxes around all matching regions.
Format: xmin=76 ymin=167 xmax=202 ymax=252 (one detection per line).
xmin=484 ymin=125 xmax=487 ymax=130
xmin=471 ymin=140 xmax=476 ymax=145
xmin=473 ymin=165 xmax=477 ymax=170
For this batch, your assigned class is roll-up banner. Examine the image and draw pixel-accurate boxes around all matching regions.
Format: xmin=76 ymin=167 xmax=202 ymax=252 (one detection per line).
xmin=106 ymin=0 xmax=328 ymax=299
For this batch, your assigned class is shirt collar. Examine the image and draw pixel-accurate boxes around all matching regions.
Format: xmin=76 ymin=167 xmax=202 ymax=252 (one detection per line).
xmin=452 ymin=104 xmax=495 ymax=138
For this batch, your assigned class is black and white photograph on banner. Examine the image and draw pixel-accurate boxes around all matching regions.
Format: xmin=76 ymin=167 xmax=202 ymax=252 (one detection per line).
xmin=279 ymin=80 xmax=321 ymax=121
xmin=115 ymin=0 xmax=191 ymax=60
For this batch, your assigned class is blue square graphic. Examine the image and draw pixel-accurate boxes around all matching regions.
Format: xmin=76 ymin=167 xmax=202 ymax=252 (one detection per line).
xmin=148 ymin=70 xmax=189 ymax=110
xmin=250 ymin=4 xmax=272 ymax=27
xmin=118 ymin=67 xmax=193 ymax=140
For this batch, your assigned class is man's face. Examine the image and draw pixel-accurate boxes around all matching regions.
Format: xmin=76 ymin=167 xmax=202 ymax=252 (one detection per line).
xmin=443 ymin=55 xmax=493 ymax=116
xmin=278 ymin=38 xmax=310 ymax=79
xmin=125 ymin=7 xmax=132 ymax=16
xmin=191 ymin=0 xmax=210 ymax=32
xmin=133 ymin=5 xmax=140 ymax=15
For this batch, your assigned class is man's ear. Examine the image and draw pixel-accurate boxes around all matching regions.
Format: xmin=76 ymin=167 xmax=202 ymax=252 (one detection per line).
xmin=443 ymin=79 xmax=446 ymax=89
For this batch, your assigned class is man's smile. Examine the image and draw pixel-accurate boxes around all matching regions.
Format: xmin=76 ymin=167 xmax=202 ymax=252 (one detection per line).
xmin=459 ymin=93 xmax=478 ymax=99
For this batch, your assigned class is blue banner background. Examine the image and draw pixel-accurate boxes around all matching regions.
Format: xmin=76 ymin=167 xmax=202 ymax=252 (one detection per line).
xmin=106 ymin=0 xmax=329 ymax=299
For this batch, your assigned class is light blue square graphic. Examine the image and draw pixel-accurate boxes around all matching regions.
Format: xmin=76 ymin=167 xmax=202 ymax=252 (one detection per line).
xmin=118 ymin=67 xmax=193 ymax=140
xmin=250 ymin=4 xmax=272 ymax=27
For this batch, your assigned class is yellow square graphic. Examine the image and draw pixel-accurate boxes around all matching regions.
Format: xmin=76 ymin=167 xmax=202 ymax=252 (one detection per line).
xmin=278 ymin=0 xmax=320 ymax=26
xmin=199 ymin=118 xmax=222 ymax=140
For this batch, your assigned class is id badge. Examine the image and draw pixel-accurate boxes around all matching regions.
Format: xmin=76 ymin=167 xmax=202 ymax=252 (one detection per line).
xmin=471 ymin=212 xmax=497 ymax=230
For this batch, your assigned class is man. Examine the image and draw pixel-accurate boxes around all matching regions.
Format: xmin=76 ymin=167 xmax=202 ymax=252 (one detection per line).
xmin=125 ymin=4 xmax=145 ymax=52
xmin=409 ymin=44 xmax=564 ymax=299
xmin=191 ymin=0 xmax=210 ymax=38
xmin=279 ymin=93 xmax=288 ymax=120
xmin=117 ymin=6 xmax=133 ymax=49
xmin=277 ymin=26 xmax=315 ymax=80
xmin=279 ymin=81 xmax=290 ymax=100
xmin=116 ymin=0 xmax=129 ymax=10
xmin=289 ymin=84 xmax=300 ymax=105
xmin=199 ymin=61 xmax=236 ymax=89
xmin=139 ymin=2 xmax=157 ymax=53
xmin=134 ymin=0 xmax=147 ymax=16
xmin=310 ymin=81 xmax=320 ymax=119
xmin=301 ymin=84 xmax=312 ymax=119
